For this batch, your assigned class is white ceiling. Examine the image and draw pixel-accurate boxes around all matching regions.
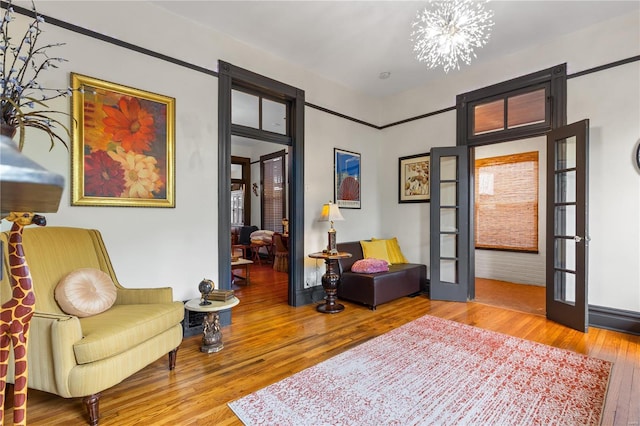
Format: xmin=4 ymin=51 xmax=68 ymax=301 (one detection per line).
xmin=152 ymin=1 xmax=639 ymax=98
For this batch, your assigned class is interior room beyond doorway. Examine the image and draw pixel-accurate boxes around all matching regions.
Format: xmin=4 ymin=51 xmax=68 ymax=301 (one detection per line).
xmin=231 ymin=135 xmax=290 ymax=302
xmin=472 ymin=137 xmax=546 ymax=315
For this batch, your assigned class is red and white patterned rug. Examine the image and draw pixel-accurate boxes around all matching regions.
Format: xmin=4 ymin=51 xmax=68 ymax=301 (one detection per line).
xmin=229 ymin=315 xmax=612 ymax=425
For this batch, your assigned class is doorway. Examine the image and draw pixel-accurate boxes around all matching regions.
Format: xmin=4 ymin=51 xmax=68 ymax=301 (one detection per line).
xmin=472 ymin=137 xmax=546 ymax=316
xmin=231 ymin=136 xmax=290 ymax=299
xmin=218 ymin=61 xmax=311 ymax=307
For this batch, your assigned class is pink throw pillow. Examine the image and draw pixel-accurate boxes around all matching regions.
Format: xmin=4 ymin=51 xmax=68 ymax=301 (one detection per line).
xmin=351 ymin=258 xmax=389 ymax=273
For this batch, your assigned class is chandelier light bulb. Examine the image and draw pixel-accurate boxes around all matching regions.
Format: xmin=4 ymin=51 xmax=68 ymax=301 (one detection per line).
xmin=411 ymin=0 xmax=494 ymax=73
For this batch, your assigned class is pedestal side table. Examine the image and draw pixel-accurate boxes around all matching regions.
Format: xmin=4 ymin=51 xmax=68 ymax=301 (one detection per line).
xmin=185 ymin=297 xmax=239 ymax=353
xmin=308 ymin=251 xmax=352 ymax=314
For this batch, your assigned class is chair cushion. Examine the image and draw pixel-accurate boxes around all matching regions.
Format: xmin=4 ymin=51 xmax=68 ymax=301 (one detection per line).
xmin=74 ymin=301 xmax=184 ymax=364
xmin=55 ymin=268 xmax=117 ymax=317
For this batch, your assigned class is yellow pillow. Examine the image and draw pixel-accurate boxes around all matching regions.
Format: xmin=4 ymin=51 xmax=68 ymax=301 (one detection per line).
xmin=372 ymin=237 xmax=409 ymax=264
xmin=360 ymin=240 xmax=391 ymax=265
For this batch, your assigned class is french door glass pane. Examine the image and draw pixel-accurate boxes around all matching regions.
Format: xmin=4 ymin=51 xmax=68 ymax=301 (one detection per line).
xmin=440 ymin=156 xmax=458 ymax=180
xmin=555 ymin=171 xmax=576 ymax=203
xmin=440 ymin=208 xmax=457 ymax=232
xmin=554 ymin=205 xmax=576 ymax=236
xmin=554 ymin=270 xmax=576 ymax=304
xmin=440 ymin=234 xmax=457 ymax=258
xmin=440 ymin=259 xmax=458 ymax=284
xmin=554 ymin=238 xmax=576 ymax=271
xmin=440 ymin=182 xmax=457 ymax=206
xmin=555 ymin=136 xmax=577 ymax=169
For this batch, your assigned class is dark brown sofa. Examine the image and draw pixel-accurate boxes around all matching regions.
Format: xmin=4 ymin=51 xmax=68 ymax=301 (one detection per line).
xmin=336 ymin=241 xmax=427 ymax=310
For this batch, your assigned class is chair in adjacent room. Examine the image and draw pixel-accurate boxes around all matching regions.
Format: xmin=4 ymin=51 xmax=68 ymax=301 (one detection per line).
xmin=272 ymin=232 xmax=289 ymax=273
xmin=232 ymin=225 xmax=258 ymax=260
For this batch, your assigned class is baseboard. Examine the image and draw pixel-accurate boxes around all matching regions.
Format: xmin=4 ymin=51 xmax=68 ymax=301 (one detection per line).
xmin=589 ymin=304 xmax=640 ymax=335
xmin=295 ymin=286 xmax=321 ymax=306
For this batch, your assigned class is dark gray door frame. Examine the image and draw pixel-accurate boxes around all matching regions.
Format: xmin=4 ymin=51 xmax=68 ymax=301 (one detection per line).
xmin=455 ymin=64 xmax=567 ymax=301
xmin=218 ymin=61 xmax=311 ymax=307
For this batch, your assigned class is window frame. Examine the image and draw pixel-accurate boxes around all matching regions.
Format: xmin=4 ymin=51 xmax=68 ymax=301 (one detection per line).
xmin=457 ymin=64 xmax=566 ymax=147
xmin=231 ymin=86 xmax=292 ymax=145
xmin=469 ymin=83 xmax=551 ymax=140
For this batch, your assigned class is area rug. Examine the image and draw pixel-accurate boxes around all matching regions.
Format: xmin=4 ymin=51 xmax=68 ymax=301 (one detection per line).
xmin=228 ymin=315 xmax=611 ymax=425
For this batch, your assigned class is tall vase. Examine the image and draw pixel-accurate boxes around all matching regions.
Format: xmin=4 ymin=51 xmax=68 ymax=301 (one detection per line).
xmin=0 ymin=123 xmax=17 ymax=139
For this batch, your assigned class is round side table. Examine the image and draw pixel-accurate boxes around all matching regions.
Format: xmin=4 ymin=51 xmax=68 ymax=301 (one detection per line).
xmin=185 ymin=297 xmax=239 ymax=353
xmin=308 ymin=251 xmax=352 ymax=314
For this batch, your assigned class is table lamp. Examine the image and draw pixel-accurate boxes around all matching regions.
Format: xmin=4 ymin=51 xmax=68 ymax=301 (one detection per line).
xmin=319 ymin=201 xmax=344 ymax=254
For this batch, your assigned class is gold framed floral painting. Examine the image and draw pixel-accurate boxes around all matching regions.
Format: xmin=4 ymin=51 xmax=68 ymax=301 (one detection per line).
xmin=71 ymin=73 xmax=175 ymax=207
xmin=399 ymin=152 xmax=430 ymax=203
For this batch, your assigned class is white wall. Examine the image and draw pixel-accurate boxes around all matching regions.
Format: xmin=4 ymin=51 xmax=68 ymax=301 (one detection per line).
xmin=379 ymin=11 xmax=640 ymax=311
xmin=5 ymin=1 xmax=381 ymax=302
xmin=4 ymin=2 xmax=639 ymax=313
xmin=474 ymin=138 xmax=547 ymax=286
xmin=303 ymin=108 xmax=383 ymax=287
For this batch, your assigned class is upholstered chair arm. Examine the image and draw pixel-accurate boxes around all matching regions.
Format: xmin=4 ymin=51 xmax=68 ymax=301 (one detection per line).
xmin=22 ymin=312 xmax=82 ymax=398
xmin=115 ymin=287 xmax=175 ymax=305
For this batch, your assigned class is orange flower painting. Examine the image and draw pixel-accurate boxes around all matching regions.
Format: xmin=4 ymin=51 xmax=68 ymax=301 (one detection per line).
xmin=71 ymin=74 xmax=175 ymax=207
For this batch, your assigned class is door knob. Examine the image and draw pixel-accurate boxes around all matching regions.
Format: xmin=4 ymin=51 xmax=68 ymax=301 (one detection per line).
xmin=574 ymin=235 xmax=591 ymax=242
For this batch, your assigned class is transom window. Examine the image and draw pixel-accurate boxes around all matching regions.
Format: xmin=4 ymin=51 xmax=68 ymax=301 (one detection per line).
xmin=457 ymin=64 xmax=566 ymax=147
xmin=471 ymin=86 xmax=549 ymax=138
xmin=232 ymin=89 xmax=288 ymax=136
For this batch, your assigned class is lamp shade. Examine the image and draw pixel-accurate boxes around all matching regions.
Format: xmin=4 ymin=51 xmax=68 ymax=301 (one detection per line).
xmin=0 ymin=135 xmax=65 ymax=215
xmin=320 ymin=202 xmax=344 ymax=222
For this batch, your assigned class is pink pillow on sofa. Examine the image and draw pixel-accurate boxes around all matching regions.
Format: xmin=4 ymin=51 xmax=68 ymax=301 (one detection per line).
xmin=351 ymin=258 xmax=389 ymax=273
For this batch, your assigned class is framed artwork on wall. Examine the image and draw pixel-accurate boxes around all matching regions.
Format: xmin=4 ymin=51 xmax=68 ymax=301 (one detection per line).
xmin=70 ymin=73 xmax=175 ymax=207
xmin=399 ymin=152 xmax=430 ymax=203
xmin=334 ymin=148 xmax=361 ymax=209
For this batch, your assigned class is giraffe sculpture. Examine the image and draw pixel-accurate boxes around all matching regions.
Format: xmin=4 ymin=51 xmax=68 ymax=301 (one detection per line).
xmin=0 ymin=212 xmax=46 ymax=426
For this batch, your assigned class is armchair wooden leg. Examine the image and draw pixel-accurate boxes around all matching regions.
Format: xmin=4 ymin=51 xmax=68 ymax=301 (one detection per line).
xmin=83 ymin=393 xmax=100 ymax=426
xmin=168 ymin=348 xmax=178 ymax=370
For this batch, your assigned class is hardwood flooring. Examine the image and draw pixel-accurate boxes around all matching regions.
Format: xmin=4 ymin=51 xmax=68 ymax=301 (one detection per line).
xmin=7 ymin=264 xmax=640 ymax=425
xmin=475 ymin=277 xmax=546 ymax=316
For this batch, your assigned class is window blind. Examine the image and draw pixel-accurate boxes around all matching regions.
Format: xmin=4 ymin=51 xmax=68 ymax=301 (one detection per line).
xmin=261 ymin=151 xmax=285 ymax=232
xmin=475 ymin=151 xmax=539 ymax=252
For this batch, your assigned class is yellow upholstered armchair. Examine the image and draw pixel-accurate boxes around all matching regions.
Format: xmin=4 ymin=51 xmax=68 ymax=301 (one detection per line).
xmin=0 ymin=227 xmax=184 ymax=425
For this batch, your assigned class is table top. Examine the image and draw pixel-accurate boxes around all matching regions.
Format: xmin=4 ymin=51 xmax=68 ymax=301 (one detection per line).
xmin=308 ymin=251 xmax=353 ymax=260
xmin=232 ymin=258 xmax=253 ymax=266
xmin=185 ymin=296 xmax=239 ymax=312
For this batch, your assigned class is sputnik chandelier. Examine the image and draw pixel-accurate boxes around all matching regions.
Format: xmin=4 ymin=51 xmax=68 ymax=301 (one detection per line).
xmin=411 ymin=0 xmax=495 ymax=73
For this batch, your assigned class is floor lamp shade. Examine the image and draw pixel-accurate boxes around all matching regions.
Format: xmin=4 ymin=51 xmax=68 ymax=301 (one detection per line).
xmin=320 ymin=202 xmax=344 ymax=254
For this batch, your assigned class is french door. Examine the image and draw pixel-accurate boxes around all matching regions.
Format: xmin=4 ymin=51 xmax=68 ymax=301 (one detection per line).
xmin=546 ymin=120 xmax=590 ymax=332
xmin=429 ymin=146 xmax=470 ymax=302
xmin=429 ymin=120 xmax=589 ymax=332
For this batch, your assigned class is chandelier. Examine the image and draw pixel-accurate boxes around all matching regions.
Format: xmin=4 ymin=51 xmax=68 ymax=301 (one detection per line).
xmin=411 ymin=0 xmax=494 ymax=73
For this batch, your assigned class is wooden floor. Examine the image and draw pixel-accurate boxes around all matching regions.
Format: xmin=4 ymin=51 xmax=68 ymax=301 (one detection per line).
xmin=475 ymin=277 xmax=546 ymax=316
xmin=6 ymin=264 xmax=640 ymax=425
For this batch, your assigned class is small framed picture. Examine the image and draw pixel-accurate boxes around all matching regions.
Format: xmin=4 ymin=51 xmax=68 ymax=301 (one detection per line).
xmin=334 ymin=148 xmax=361 ymax=209
xmin=399 ymin=153 xmax=430 ymax=203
